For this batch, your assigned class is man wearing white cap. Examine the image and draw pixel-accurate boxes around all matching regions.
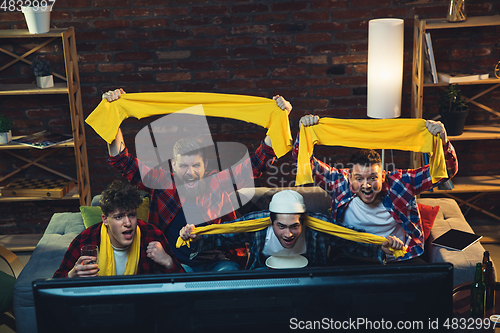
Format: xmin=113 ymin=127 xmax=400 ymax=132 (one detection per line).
xmin=180 ymin=190 xmax=403 ymax=269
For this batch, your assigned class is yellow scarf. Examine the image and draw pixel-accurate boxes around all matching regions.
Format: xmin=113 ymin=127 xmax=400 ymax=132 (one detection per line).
xmin=85 ymin=92 xmax=292 ymax=158
xmin=296 ymin=118 xmax=447 ymax=185
xmin=176 ymin=215 xmax=407 ymax=259
xmin=98 ymin=223 xmax=141 ymax=276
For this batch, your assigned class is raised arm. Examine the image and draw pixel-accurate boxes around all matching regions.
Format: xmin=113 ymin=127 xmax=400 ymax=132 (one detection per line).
xmin=228 ymin=95 xmax=292 ymax=188
xmin=102 ymin=88 xmax=126 ymax=157
xmin=292 ymin=114 xmax=344 ymax=193
xmin=401 ymin=119 xmax=458 ymax=195
xmin=299 ymin=114 xmax=319 ymax=128
xmin=108 ymin=128 xmax=125 ymax=157
xmin=263 ymin=95 xmax=293 ymax=148
xmin=425 ymin=119 xmax=447 ymax=144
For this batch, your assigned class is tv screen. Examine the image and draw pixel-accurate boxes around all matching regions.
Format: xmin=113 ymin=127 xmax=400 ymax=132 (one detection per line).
xmin=33 ymin=263 xmax=453 ymax=333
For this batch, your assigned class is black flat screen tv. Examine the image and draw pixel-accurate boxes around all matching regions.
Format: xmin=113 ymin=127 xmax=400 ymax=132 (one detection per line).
xmin=33 ymin=263 xmax=453 ymax=333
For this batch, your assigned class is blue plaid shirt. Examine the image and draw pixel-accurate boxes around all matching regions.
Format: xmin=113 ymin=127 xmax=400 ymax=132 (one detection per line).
xmin=292 ymin=135 xmax=458 ymax=261
xmin=190 ymin=211 xmax=386 ymax=269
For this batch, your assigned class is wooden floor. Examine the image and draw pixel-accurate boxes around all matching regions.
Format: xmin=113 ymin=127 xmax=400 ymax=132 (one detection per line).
xmin=0 ymin=313 xmax=16 ymax=333
xmin=0 ymin=235 xmax=40 ymax=333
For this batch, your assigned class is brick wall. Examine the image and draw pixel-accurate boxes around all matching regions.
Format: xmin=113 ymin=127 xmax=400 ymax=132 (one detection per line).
xmin=0 ymin=0 xmax=499 ymax=233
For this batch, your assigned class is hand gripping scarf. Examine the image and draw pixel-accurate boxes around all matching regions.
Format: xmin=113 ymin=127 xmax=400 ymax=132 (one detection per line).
xmin=176 ymin=215 xmax=407 ymax=259
xmin=85 ymin=92 xmax=293 ymax=158
xmin=296 ymin=118 xmax=447 ymax=186
xmin=98 ymin=224 xmax=141 ymax=276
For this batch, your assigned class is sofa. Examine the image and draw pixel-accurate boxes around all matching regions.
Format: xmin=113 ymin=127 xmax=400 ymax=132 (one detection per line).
xmin=13 ymin=186 xmax=494 ymax=333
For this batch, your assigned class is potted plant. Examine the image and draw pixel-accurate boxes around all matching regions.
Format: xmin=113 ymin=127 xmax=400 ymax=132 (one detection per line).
xmin=21 ymin=4 xmax=52 ymax=34
xmin=437 ymin=84 xmax=469 ymax=136
xmin=31 ymin=56 xmax=54 ymax=88
xmin=0 ymin=113 xmax=14 ymax=144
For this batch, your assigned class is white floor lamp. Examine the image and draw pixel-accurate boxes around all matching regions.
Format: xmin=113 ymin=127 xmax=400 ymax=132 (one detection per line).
xmin=367 ymin=18 xmax=404 ymax=169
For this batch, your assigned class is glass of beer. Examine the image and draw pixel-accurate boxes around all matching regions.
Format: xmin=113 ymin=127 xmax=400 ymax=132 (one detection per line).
xmin=81 ymin=245 xmax=98 ymax=265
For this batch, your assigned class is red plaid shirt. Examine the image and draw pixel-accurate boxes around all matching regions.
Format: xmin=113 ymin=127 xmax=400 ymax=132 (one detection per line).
xmin=108 ymin=141 xmax=276 ymax=231
xmin=53 ymin=220 xmax=183 ymax=278
xmin=292 ymin=136 xmax=458 ymax=260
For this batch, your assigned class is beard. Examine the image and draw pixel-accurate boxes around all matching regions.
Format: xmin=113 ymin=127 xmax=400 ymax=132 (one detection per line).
xmin=174 ymin=174 xmax=207 ymax=199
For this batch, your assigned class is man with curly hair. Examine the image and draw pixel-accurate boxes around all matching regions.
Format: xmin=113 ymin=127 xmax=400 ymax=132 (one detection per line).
xmin=53 ymin=180 xmax=183 ymax=278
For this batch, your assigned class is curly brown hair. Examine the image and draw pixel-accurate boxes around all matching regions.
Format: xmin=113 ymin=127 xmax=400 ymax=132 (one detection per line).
xmin=99 ymin=180 xmax=142 ymax=216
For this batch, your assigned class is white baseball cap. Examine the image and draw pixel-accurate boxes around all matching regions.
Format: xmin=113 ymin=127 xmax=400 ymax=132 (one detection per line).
xmin=269 ymin=190 xmax=306 ymax=214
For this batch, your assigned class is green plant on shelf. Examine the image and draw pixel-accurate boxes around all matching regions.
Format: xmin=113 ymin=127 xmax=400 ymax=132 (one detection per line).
xmin=0 ymin=113 xmax=14 ymax=133
xmin=437 ymin=84 xmax=469 ymax=113
xmin=31 ymin=56 xmax=52 ymax=77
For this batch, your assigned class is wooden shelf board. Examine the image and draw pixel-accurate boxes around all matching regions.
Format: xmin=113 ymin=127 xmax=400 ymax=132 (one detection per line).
xmin=0 ymin=83 xmax=69 ymax=95
xmin=421 ymin=175 xmax=500 ymax=194
xmin=0 ymin=28 xmax=69 ymax=39
xmin=0 ymin=234 xmax=43 ymax=252
xmin=425 ymin=15 xmax=500 ymax=30
xmin=0 ymin=137 xmax=74 ymax=150
xmin=424 ymin=78 xmax=500 ymax=87
xmin=448 ymin=125 xmax=500 ymax=141
xmin=0 ymin=185 xmax=79 ymax=202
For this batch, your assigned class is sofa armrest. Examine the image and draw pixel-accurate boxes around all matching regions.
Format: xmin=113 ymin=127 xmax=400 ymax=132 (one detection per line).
xmin=43 ymin=212 xmax=85 ymax=235
xmin=418 ymin=197 xmax=495 ymax=287
xmin=13 ymin=212 xmax=85 ymax=333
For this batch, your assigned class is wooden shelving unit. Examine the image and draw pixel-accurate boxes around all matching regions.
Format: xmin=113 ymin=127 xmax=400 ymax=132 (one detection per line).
xmin=411 ymin=15 xmax=500 ymax=220
xmin=428 ymin=175 xmax=500 ymax=194
xmin=411 ymin=15 xmax=500 ymax=120
xmin=447 ymin=125 xmax=500 ymax=141
xmin=0 ymin=28 xmax=91 ymax=206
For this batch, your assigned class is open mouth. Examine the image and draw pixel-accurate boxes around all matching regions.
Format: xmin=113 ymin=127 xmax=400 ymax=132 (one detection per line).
xmin=361 ymin=189 xmax=374 ymax=198
xmin=185 ymin=179 xmax=198 ymax=188
xmin=283 ymin=238 xmax=294 ymax=246
xmin=123 ymin=229 xmax=134 ymax=240
xmin=183 ymin=177 xmax=200 ymax=189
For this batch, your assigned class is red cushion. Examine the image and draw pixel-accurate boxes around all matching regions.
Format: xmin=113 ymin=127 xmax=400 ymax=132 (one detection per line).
xmin=418 ymin=203 xmax=440 ymax=241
